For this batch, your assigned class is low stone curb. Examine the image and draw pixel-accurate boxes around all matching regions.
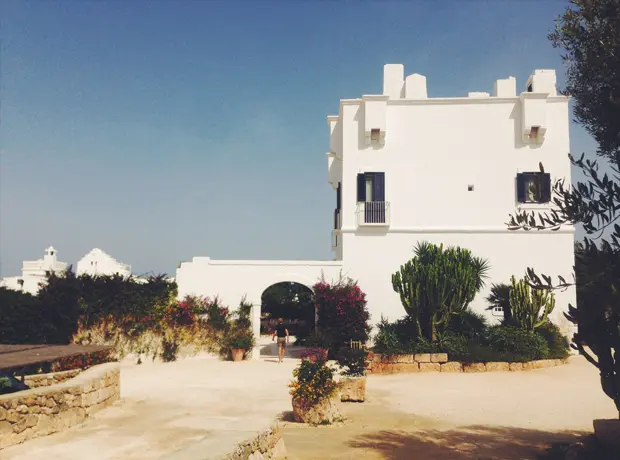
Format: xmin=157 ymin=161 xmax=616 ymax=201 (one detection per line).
xmin=0 ymin=362 xmax=120 ymax=450
xmin=24 ymin=369 xmax=82 ymax=389
xmin=367 ymin=353 xmax=569 ymax=375
xmin=220 ymin=423 xmax=286 ymax=460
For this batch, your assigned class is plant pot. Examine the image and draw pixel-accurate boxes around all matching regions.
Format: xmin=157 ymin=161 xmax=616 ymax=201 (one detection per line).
xmin=231 ymin=349 xmax=245 ymax=362
xmin=303 ymin=348 xmax=329 ymax=363
xmin=594 ymin=419 xmax=620 ymax=450
xmin=340 ymin=375 xmax=366 ymax=402
xmin=292 ymin=396 xmax=341 ymax=425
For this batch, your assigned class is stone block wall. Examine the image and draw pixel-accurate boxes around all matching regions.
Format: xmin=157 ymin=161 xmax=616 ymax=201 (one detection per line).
xmin=367 ymin=353 xmax=569 ymax=374
xmin=24 ymin=369 xmax=82 ymax=389
xmin=221 ymin=423 xmax=287 ymax=460
xmin=0 ymin=362 xmax=120 ymax=450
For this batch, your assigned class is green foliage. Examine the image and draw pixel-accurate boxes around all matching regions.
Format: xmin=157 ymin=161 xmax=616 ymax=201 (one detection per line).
xmin=219 ymin=298 xmax=256 ymax=359
xmin=391 ymin=242 xmax=489 ymax=341
xmin=205 ymin=296 xmax=230 ymax=331
xmin=160 ymin=335 xmax=180 ymax=362
xmin=508 ymin=276 xmax=556 ymax=332
xmin=447 ymin=309 xmax=488 ymax=339
xmin=537 ymin=322 xmax=571 ymax=360
xmin=373 ymin=317 xmax=401 ymax=353
xmin=289 ymin=359 xmax=339 ymax=410
xmin=482 ymin=326 xmax=550 ymax=362
xmin=299 ymin=330 xmax=333 ymax=349
xmin=0 ymin=377 xmax=11 ymax=393
xmin=337 ymin=347 xmax=369 ymax=377
xmin=507 ymin=0 xmax=620 ymax=415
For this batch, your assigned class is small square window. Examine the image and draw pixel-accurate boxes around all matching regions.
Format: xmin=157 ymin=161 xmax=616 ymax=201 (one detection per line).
xmin=529 ymin=126 xmax=539 ymax=139
xmin=370 ymin=129 xmax=380 ymax=141
xmin=467 ymin=185 xmax=474 ymax=192
xmin=527 ymin=83 xmax=533 ymax=92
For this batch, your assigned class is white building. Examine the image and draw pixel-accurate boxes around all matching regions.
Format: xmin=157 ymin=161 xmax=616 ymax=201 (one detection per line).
xmin=176 ymin=64 xmax=577 ymax=359
xmin=76 ymin=248 xmax=131 ymax=278
xmin=0 ymin=246 xmax=68 ymax=295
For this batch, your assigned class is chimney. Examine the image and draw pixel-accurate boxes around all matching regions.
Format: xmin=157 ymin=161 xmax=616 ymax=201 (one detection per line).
xmin=493 ymin=77 xmax=517 ymax=97
xmin=383 ymin=64 xmax=404 ymax=99
xmin=405 ymin=73 xmax=427 ymax=99
xmin=525 ymin=70 xmax=557 ymax=96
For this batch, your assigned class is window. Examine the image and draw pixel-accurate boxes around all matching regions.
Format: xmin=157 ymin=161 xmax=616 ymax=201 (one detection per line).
xmin=370 ymin=128 xmax=380 ymax=142
xmin=527 ymin=83 xmax=533 ymax=92
xmin=529 ymin=126 xmax=540 ymax=139
xmin=492 ymin=306 xmax=504 ymax=317
xmin=468 ymin=184 xmax=474 ymax=192
xmin=517 ymin=172 xmax=551 ymax=204
xmin=356 ymin=172 xmax=385 ymax=202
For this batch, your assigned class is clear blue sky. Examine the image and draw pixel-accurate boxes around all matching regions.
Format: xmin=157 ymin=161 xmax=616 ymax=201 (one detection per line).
xmin=0 ymin=0 xmax=597 ymax=277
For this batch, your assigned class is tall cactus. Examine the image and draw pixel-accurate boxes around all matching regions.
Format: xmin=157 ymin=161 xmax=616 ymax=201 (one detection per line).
xmin=508 ymin=276 xmax=555 ymax=332
xmin=392 ymin=242 xmax=490 ymax=342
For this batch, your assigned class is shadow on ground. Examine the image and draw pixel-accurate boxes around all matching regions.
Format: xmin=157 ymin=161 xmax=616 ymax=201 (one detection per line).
xmin=348 ymin=425 xmax=586 ymax=460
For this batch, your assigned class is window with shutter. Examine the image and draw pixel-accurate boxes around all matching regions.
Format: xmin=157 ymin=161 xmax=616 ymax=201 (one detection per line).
xmin=516 ymin=172 xmax=552 ymax=204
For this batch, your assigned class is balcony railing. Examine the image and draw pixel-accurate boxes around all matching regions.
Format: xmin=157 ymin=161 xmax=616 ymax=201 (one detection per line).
xmin=356 ymin=201 xmax=390 ymax=226
xmin=334 ymin=208 xmax=341 ymax=230
xmin=331 ymin=230 xmax=339 ymax=249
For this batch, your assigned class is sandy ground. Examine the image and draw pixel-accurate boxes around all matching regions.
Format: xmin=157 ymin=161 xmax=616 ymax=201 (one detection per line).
xmin=281 ymin=356 xmax=619 ymax=460
xmin=2 ymin=341 xmax=617 ymax=460
xmin=2 ymin=338 xmax=300 ymax=460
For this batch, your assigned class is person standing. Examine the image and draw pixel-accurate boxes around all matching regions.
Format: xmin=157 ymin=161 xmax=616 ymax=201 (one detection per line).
xmin=272 ymin=318 xmax=289 ymax=363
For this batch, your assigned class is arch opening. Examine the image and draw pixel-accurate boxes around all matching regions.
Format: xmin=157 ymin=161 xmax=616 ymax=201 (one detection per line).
xmin=260 ymin=281 xmax=315 ymax=340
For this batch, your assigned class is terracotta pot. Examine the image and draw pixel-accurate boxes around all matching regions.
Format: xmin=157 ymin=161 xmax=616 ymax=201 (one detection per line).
xmin=304 ymin=348 xmax=329 ymax=363
xmin=231 ymin=349 xmax=245 ymax=362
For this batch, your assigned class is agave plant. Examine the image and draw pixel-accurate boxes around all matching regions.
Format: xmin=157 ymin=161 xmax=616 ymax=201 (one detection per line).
xmin=391 ymin=242 xmax=490 ymax=342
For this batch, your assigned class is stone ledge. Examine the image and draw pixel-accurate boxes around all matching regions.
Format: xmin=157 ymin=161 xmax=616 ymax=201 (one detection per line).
xmin=368 ymin=355 xmax=569 ymax=375
xmin=24 ymin=369 xmax=82 ymax=388
xmin=0 ymin=362 xmax=120 ymax=450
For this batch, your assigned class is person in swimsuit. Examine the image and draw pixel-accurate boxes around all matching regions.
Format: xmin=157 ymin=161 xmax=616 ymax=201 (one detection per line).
xmin=272 ymin=318 xmax=289 ymax=363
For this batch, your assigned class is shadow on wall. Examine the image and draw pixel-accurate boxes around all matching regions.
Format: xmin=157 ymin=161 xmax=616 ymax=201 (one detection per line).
xmin=348 ymin=425 xmax=586 ymax=460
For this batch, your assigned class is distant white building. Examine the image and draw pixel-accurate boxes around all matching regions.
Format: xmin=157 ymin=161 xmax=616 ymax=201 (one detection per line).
xmin=76 ymin=248 xmax=131 ymax=278
xmin=0 ymin=246 xmax=68 ymax=295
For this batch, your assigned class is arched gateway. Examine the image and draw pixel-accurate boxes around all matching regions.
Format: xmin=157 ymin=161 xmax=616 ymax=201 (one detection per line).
xmin=176 ymin=257 xmax=343 ymax=359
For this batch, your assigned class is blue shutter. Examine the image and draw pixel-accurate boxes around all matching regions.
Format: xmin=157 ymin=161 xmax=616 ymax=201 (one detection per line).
xmin=516 ymin=173 xmax=526 ymax=203
xmin=541 ymin=173 xmax=551 ymax=202
xmin=356 ymin=174 xmax=366 ymax=202
xmin=374 ymin=173 xmax=385 ymax=202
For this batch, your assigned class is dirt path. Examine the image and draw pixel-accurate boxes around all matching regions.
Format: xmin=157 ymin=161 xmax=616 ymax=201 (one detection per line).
xmin=281 ymin=356 xmax=617 ymax=459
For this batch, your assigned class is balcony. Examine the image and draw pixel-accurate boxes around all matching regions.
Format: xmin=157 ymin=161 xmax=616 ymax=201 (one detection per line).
xmin=331 ymin=230 xmax=339 ymax=249
xmin=356 ymin=201 xmax=390 ymax=226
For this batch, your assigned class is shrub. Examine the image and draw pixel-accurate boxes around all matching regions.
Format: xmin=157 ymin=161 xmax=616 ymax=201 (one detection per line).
xmin=160 ymin=335 xmax=179 ymax=362
xmin=373 ymin=317 xmax=401 ymax=353
xmin=536 ymin=322 xmax=570 ymax=360
xmin=300 ymin=330 xmax=332 ymax=349
xmin=447 ymin=309 xmax=488 ymax=339
xmin=219 ymin=298 xmax=256 ymax=360
xmin=314 ymin=276 xmax=371 ymax=355
xmin=205 ymin=296 xmax=230 ymax=331
xmin=482 ymin=326 xmax=550 ymax=362
xmin=337 ymin=347 xmax=369 ymax=377
xmin=391 ymin=242 xmax=489 ymax=341
xmin=289 ymin=359 xmax=339 ymax=410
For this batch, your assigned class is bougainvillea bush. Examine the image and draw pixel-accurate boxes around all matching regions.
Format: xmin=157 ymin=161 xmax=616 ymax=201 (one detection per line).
xmin=314 ymin=276 xmax=371 ymax=355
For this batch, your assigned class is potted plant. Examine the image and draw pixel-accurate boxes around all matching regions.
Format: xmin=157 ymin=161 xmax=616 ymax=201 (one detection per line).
xmin=221 ymin=327 xmax=255 ymax=362
xmin=289 ymin=353 xmax=341 ymax=425
xmin=337 ymin=347 xmax=369 ymax=402
xmin=302 ymin=330 xmax=332 ymax=361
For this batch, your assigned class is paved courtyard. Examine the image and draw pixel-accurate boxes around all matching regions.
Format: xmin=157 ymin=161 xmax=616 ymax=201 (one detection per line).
xmin=2 ymin=343 xmax=617 ymax=460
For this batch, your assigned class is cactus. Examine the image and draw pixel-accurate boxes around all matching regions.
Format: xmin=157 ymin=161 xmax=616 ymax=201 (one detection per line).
xmin=508 ymin=276 xmax=555 ymax=332
xmin=391 ymin=242 xmax=490 ymax=342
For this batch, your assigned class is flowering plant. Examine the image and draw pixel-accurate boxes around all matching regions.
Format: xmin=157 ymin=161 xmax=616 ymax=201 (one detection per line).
xmin=289 ymin=359 xmax=339 ymax=410
xmin=314 ymin=276 xmax=371 ymax=354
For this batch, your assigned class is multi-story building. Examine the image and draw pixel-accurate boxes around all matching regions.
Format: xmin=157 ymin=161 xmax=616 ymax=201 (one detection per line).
xmin=176 ymin=64 xmax=577 ymax=358
xmin=0 ymin=246 xmax=68 ymax=295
